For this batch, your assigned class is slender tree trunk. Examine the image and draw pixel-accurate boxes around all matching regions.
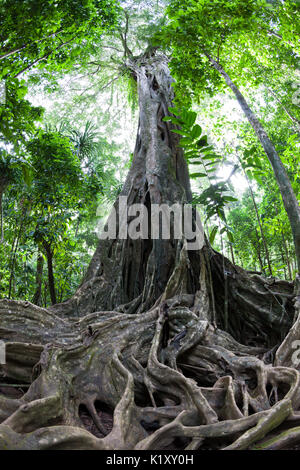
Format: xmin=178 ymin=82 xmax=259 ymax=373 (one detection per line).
xmin=43 ymin=281 xmax=48 ymax=307
xmin=32 ymin=252 xmax=44 ymax=306
xmin=43 ymin=242 xmax=56 ymax=305
xmin=8 ymin=204 xmax=29 ymax=298
xmin=229 ymin=243 xmax=235 ymax=265
xmin=251 ymin=193 xmax=272 ymax=275
xmin=278 ymin=243 xmax=287 ymax=279
xmin=238 ymin=158 xmax=273 ymax=275
xmin=282 ymin=231 xmax=292 ymax=280
xmin=8 ymin=231 xmax=21 ymax=299
xmin=204 ymin=51 xmax=300 ymax=274
xmin=253 ymin=233 xmax=264 ymax=274
xmin=0 ymin=181 xmax=9 ymax=244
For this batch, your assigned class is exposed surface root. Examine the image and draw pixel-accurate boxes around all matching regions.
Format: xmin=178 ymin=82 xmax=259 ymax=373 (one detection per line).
xmin=0 ymin=270 xmax=299 ymax=450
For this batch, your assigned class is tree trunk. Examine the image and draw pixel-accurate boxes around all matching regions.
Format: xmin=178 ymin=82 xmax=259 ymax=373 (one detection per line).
xmin=252 ymin=236 xmax=264 ymax=274
xmin=51 ymin=52 xmax=193 ymax=318
xmin=43 ymin=242 xmax=56 ymax=306
xmin=0 ymin=179 xmax=10 ymax=244
xmin=8 ymin=233 xmax=20 ymax=299
xmin=282 ymin=232 xmax=293 ymax=280
xmin=0 ymin=53 xmax=299 ymax=451
xmin=8 ymin=202 xmax=29 ymax=299
xmin=238 ymin=156 xmax=273 ymax=276
xmin=229 ymin=242 xmax=235 ymax=265
xmin=204 ymin=52 xmax=300 ymax=275
xmin=32 ymin=253 xmax=44 ymax=306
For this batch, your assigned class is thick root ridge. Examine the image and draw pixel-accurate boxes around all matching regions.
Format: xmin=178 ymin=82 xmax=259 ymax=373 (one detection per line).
xmin=1 ymin=280 xmax=300 ymax=451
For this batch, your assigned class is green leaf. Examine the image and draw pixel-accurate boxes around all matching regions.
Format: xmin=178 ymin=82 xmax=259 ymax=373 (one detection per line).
xmin=178 ymin=136 xmax=194 ymax=146
xmin=202 ymin=153 xmax=222 ymax=160
xmin=197 ymin=136 xmax=208 ymax=147
xmin=199 ymin=145 xmax=214 ymax=153
xmin=185 ymin=151 xmax=200 ymax=158
xmin=191 ymin=124 xmax=202 ymax=140
xmin=21 ymin=164 xmax=33 ymax=186
xmin=190 ymin=172 xmax=207 ymax=178
xmin=227 ymin=231 xmax=234 ymax=243
xmin=209 ymin=225 xmax=218 ymax=244
xmin=223 ymin=196 xmax=238 ymax=202
xmin=171 ymin=129 xmax=186 ymax=136
xmin=168 ymin=106 xmax=179 ymax=115
xmin=182 ymin=110 xmax=197 ymax=127
xmin=163 ymin=116 xmax=183 ymax=125
xmin=217 ymin=208 xmax=226 ymax=222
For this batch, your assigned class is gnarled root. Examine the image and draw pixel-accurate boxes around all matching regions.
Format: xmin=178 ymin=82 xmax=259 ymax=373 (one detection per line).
xmin=0 ymin=283 xmax=299 ymax=451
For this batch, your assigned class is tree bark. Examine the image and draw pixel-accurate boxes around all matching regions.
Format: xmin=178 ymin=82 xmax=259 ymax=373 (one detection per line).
xmin=43 ymin=242 xmax=56 ymax=306
xmin=0 ymin=179 xmax=9 ymax=244
xmin=32 ymin=253 xmax=44 ymax=306
xmin=51 ymin=52 xmax=193 ymax=318
xmin=282 ymin=231 xmax=293 ymax=280
xmin=253 ymin=235 xmax=265 ymax=274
